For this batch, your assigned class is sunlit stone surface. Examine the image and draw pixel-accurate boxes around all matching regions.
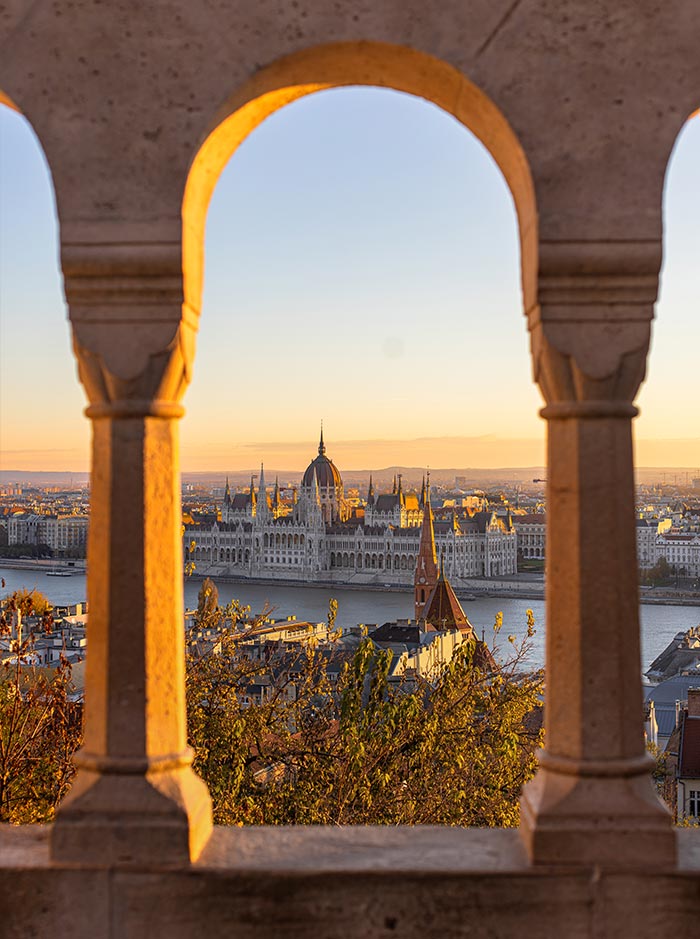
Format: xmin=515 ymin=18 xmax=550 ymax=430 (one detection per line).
xmin=1 ymin=1 xmax=699 ymax=934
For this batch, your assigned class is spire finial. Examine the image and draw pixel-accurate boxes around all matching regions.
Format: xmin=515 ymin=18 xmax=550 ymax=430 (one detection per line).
xmin=319 ymin=421 xmax=326 ymax=456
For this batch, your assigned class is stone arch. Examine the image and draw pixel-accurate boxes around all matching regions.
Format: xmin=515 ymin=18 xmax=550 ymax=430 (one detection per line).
xmin=182 ymin=42 xmax=537 ymax=330
xmin=15 ymin=17 xmax=689 ymax=880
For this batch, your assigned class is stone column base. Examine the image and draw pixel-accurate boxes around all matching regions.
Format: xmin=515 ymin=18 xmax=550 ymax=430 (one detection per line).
xmin=51 ymin=758 xmax=212 ymax=867
xmin=520 ymin=758 xmax=677 ymax=867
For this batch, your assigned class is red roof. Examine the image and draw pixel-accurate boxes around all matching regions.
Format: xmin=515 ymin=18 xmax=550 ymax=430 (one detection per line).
xmin=423 ymin=577 xmax=472 ymax=632
xmin=679 ymin=716 xmax=700 ymax=778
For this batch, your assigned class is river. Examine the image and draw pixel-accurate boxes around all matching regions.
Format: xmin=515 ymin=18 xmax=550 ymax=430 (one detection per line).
xmin=2 ymin=566 xmax=698 ymax=672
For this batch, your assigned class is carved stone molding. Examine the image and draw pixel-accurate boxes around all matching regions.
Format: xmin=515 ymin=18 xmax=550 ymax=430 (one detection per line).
xmin=527 ymin=239 xmax=660 ymax=407
xmin=63 ymin=241 xmax=197 ymax=410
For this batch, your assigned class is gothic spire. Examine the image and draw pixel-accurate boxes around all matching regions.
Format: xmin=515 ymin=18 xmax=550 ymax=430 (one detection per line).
xmin=318 ymin=421 xmax=326 ymax=456
xmin=367 ymin=474 xmax=375 ymax=505
xmin=249 ymin=474 xmax=257 ymax=510
xmin=414 ymin=477 xmax=439 ymax=621
xmin=258 ymin=463 xmax=269 ymax=516
xmin=392 ymin=474 xmax=397 ymax=495
xmin=224 ymin=476 xmax=231 ymax=504
xmin=420 ymin=474 xmax=426 ymax=508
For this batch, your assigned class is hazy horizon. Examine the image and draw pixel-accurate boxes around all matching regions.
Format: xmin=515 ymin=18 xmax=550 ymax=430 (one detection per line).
xmin=2 ymin=433 xmax=700 ymax=476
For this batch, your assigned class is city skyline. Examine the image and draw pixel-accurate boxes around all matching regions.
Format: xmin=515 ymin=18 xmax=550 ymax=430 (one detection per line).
xmin=1 ymin=89 xmax=699 ymax=472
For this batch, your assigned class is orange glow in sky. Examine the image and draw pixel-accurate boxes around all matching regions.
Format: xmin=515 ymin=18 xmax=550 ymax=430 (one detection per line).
xmin=1 ymin=92 xmax=699 ymax=473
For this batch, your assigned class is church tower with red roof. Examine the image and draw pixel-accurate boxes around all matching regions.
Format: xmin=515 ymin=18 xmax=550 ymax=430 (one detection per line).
xmin=414 ymin=472 xmax=439 ymax=620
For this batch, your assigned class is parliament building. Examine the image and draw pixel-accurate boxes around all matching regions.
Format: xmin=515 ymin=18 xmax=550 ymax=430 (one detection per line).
xmin=184 ymin=430 xmax=517 ymax=584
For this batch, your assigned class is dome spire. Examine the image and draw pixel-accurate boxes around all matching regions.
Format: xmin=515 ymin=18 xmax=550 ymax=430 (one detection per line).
xmin=258 ymin=463 xmax=269 ymax=517
xmin=318 ymin=421 xmax=326 ymax=456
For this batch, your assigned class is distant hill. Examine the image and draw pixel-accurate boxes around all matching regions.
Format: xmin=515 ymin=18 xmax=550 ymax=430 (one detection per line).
xmin=2 ymin=466 xmax=696 ymax=491
xmin=0 ymin=471 xmax=89 ymax=488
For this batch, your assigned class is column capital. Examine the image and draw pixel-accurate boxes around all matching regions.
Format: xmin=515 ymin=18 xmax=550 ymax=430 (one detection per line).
xmin=63 ymin=240 xmax=197 ymax=408
xmin=527 ymin=239 xmax=659 ymax=408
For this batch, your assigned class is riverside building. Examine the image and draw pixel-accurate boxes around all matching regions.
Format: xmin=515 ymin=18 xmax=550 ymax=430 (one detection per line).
xmin=184 ymin=430 xmax=517 ymax=584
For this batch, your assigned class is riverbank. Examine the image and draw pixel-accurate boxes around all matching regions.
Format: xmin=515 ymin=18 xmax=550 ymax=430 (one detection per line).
xmin=3 ymin=560 xmax=699 ymax=607
xmin=187 ymin=571 xmax=700 ymax=607
xmin=0 ymin=558 xmax=86 ymax=572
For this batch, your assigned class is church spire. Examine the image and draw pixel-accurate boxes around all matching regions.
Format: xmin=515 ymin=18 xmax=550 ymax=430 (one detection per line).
xmin=367 ymin=474 xmax=375 ymax=505
xmin=318 ymin=421 xmax=326 ymax=456
xmin=414 ymin=473 xmax=439 ymax=621
xmin=224 ymin=476 xmax=231 ymax=505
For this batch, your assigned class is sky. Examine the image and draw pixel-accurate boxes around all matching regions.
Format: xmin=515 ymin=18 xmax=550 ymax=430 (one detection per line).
xmin=0 ymin=88 xmax=698 ymax=474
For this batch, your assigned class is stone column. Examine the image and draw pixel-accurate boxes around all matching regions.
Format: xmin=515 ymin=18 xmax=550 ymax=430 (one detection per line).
xmin=519 ymin=240 xmax=676 ymax=866
xmin=51 ymin=240 xmax=212 ymax=865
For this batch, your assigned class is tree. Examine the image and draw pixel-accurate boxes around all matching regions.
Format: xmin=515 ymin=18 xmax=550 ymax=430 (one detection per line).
xmin=196 ymin=577 xmax=219 ymax=625
xmin=0 ymin=589 xmax=82 ymax=823
xmin=643 ymin=556 xmax=672 ymax=586
xmin=185 ymin=602 xmax=544 ymax=827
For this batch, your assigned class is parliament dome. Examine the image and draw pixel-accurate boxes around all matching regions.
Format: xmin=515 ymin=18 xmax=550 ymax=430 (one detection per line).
xmin=302 ymin=429 xmax=342 ymax=489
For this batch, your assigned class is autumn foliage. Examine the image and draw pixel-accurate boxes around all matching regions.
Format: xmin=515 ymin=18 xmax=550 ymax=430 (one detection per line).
xmin=186 ymin=601 xmax=543 ymax=827
xmin=0 ymin=590 xmax=82 ymax=823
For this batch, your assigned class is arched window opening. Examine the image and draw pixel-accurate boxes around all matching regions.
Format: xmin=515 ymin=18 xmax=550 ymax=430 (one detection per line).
xmin=633 ymin=111 xmax=700 ymax=753
xmin=0 ymin=102 xmax=88 ymax=478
